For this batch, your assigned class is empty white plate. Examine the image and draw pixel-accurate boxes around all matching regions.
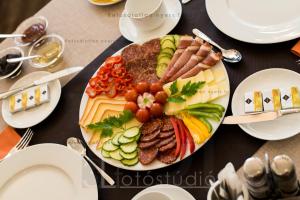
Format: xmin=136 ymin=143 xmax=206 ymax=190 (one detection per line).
xmin=2 ymin=71 xmax=61 ymax=129
xmin=0 ymin=144 xmax=98 ymax=200
xmin=119 ymin=0 xmax=182 ymax=42
xmin=206 ymin=0 xmax=300 ymax=44
xmin=232 ymin=68 xmax=300 ymax=140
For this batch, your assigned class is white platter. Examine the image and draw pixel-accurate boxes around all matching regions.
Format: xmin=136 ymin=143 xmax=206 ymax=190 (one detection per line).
xmin=2 ymin=71 xmax=61 ymax=129
xmin=232 ymin=68 xmax=300 ymax=140
xmin=0 ymin=144 xmax=98 ymax=200
xmin=79 ymin=43 xmax=230 ymax=171
xmin=119 ymin=0 xmax=182 ymax=43
xmin=206 ymin=0 xmax=300 ymax=44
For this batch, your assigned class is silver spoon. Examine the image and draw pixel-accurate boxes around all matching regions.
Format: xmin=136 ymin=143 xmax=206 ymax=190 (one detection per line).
xmin=7 ymin=55 xmax=41 ymax=63
xmin=67 ymin=137 xmax=115 ymax=186
xmin=209 ymin=180 xmax=221 ymax=200
xmin=192 ymin=28 xmax=242 ymax=63
xmin=0 ymin=34 xmax=25 ymax=39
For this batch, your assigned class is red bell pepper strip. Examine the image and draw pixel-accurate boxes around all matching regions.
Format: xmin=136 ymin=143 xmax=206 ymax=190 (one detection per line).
xmin=182 ymin=121 xmax=195 ymax=154
xmin=177 ymin=119 xmax=187 ymax=160
xmin=170 ymin=117 xmax=181 ymax=158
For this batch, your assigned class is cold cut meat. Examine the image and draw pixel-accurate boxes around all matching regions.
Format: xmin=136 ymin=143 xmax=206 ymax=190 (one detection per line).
xmin=140 ymin=129 xmax=160 ymax=142
xmin=178 ymin=35 xmax=193 ymax=49
xmin=159 ymin=130 xmax=175 ymax=138
xmin=202 ymin=52 xmax=222 ymax=66
xmin=156 ymin=135 xmax=176 ymax=148
xmin=159 ymin=140 xmax=177 ymax=152
xmin=196 ymin=42 xmax=212 ymax=58
xmin=139 ymin=147 xmax=158 ymax=165
xmin=139 ymin=139 xmax=160 ymax=149
xmin=157 ymin=147 xmax=178 ymax=164
xmin=181 ymin=63 xmax=211 ymax=79
xmin=191 ymin=37 xmax=204 ymax=47
xmin=141 ymin=118 xmax=163 ymax=135
xmin=160 ymin=49 xmax=184 ymax=83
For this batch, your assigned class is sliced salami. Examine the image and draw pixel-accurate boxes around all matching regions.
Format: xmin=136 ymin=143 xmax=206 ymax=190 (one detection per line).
xmin=157 ymin=148 xmax=178 ymax=164
xmin=156 ymin=135 xmax=176 ymax=148
xmin=159 ymin=130 xmax=175 ymax=138
xmin=138 ymin=139 xmax=160 ymax=149
xmin=141 ymin=118 xmax=163 ymax=135
xmin=138 ymin=147 xmax=158 ymax=165
xmin=159 ymin=140 xmax=177 ymax=152
xmin=161 ymin=117 xmax=174 ymax=132
xmin=140 ymin=129 xmax=160 ymax=142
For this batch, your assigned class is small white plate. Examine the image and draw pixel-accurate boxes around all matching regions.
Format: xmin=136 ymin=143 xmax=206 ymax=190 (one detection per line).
xmin=88 ymin=0 xmax=123 ymax=6
xmin=0 ymin=143 xmax=98 ymax=200
xmin=206 ymin=0 xmax=300 ymax=44
xmin=2 ymin=71 xmax=61 ymax=129
xmin=232 ymin=68 xmax=300 ymax=140
xmin=132 ymin=184 xmax=195 ymax=200
xmin=119 ymin=0 xmax=182 ymax=42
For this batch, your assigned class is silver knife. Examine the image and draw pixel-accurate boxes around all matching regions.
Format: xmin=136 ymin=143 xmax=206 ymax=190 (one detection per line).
xmin=223 ymin=109 xmax=300 ymax=124
xmin=0 ymin=66 xmax=83 ymax=100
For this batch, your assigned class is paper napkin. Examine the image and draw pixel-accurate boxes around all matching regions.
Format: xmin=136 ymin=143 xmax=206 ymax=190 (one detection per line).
xmin=0 ymin=126 xmax=20 ymax=159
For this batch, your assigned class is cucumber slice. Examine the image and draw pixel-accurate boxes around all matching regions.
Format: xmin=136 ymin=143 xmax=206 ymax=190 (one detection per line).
xmin=158 ymin=53 xmax=172 ymax=60
xmin=123 ymin=127 xmax=140 ymax=138
xmin=101 ymin=149 xmax=111 ymax=158
xmin=162 ymin=40 xmax=176 ymax=51
xmin=161 ymin=48 xmax=174 ymax=56
xmin=174 ymin=35 xmax=181 ymax=47
xmin=102 ymin=140 xmax=118 ymax=152
xmin=120 ymin=150 xmax=137 ymax=160
xmin=121 ymin=157 xmax=139 ymax=166
xmin=112 ymin=132 xmax=123 ymax=146
xmin=156 ymin=63 xmax=168 ymax=78
xmin=158 ymin=56 xmax=171 ymax=65
xmin=120 ymin=142 xmax=138 ymax=154
xmin=119 ymin=135 xmax=135 ymax=144
xmin=134 ymin=133 xmax=141 ymax=141
xmin=109 ymin=149 xmax=123 ymax=161
xmin=160 ymin=35 xmax=175 ymax=45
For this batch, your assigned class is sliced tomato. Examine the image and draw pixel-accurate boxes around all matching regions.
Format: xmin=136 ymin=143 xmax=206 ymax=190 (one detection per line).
xmin=89 ymin=77 xmax=99 ymax=88
xmin=86 ymin=87 xmax=97 ymax=98
xmin=105 ymin=56 xmax=122 ymax=65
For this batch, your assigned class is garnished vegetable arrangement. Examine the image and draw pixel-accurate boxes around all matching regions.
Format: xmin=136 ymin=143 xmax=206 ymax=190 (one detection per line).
xmin=86 ymin=56 xmax=133 ymax=98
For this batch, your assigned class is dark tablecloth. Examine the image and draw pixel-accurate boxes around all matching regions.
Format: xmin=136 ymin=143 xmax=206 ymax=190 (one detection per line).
xmin=27 ymin=0 xmax=299 ymax=199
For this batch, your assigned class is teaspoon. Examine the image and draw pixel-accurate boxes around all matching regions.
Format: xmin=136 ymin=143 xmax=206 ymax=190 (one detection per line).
xmin=67 ymin=137 xmax=115 ymax=186
xmin=7 ymin=55 xmax=41 ymax=63
xmin=0 ymin=34 xmax=25 ymax=39
xmin=192 ymin=28 xmax=242 ymax=63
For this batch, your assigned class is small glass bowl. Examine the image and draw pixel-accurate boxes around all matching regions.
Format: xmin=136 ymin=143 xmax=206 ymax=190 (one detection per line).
xmin=28 ymin=34 xmax=65 ymax=69
xmin=14 ymin=16 xmax=48 ymax=47
xmin=0 ymin=47 xmax=24 ymax=80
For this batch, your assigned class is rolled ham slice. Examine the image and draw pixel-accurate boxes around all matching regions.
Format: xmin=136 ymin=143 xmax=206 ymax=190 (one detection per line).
xmin=178 ymin=36 xmax=193 ymax=49
xmin=169 ymin=55 xmax=202 ymax=82
xmin=191 ymin=37 xmax=204 ymax=47
xmin=181 ymin=63 xmax=211 ymax=79
xmin=164 ymin=46 xmax=200 ymax=82
xmin=196 ymin=42 xmax=212 ymax=58
xmin=202 ymin=52 xmax=222 ymax=66
xmin=160 ymin=49 xmax=184 ymax=83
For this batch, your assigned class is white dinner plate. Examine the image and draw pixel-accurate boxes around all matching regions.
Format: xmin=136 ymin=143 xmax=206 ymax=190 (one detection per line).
xmin=119 ymin=0 xmax=182 ymax=43
xmin=206 ymin=0 xmax=300 ymax=44
xmin=0 ymin=144 xmax=98 ymax=200
xmin=232 ymin=68 xmax=300 ymax=140
xmin=88 ymin=0 xmax=123 ymax=6
xmin=79 ymin=43 xmax=230 ymax=171
xmin=2 ymin=71 xmax=61 ymax=129
xmin=132 ymin=184 xmax=195 ymax=200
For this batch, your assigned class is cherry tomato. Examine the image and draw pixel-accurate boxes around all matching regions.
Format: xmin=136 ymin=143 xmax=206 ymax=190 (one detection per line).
xmin=125 ymin=89 xmax=138 ymax=102
xmin=155 ymin=91 xmax=168 ymax=104
xmin=135 ymin=108 xmax=150 ymax=123
xmin=150 ymin=103 xmax=164 ymax=117
xmin=150 ymin=82 xmax=163 ymax=94
xmin=86 ymin=87 xmax=97 ymax=98
xmin=89 ymin=77 xmax=99 ymax=88
xmin=124 ymin=102 xmax=138 ymax=113
xmin=135 ymin=82 xmax=150 ymax=94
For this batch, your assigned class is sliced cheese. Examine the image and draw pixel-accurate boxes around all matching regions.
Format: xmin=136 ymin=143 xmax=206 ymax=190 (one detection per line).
xmin=204 ymin=69 xmax=214 ymax=84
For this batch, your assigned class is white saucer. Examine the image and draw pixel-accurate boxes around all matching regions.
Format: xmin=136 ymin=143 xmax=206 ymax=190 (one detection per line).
xmin=232 ymin=68 xmax=300 ymax=140
xmin=132 ymin=184 xmax=195 ymax=200
xmin=88 ymin=0 xmax=123 ymax=6
xmin=119 ymin=0 xmax=182 ymax=42
xmin=2 ymin=71 xmax=61 ymax=129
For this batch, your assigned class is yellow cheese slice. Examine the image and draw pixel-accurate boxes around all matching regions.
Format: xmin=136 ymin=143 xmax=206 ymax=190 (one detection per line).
xmin=204 ymin=69 xmax=214 ymax=84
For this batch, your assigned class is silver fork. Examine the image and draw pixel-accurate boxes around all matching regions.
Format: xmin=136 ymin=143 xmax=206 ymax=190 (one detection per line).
xmin=3 ymin=128 xmax=34 ymax=160
xmin=297 ymin=59 xmax=300 ymax=65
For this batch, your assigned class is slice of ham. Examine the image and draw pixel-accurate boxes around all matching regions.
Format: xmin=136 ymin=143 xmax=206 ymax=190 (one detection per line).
xmin=191 ymin=37 xmax=204 ymax=47
xmin=160 ymin=49 xmax=184 ymax=83
xmin=164 ymin=46 xmax=200 ymax=82
xmin=181 ymin=63 xmax=211 ymax=79
xmin=178 ymin=35 xmax=193 ymax=49
xmin=169 ymin=55 xmax=202 ymax=81
xmin=196 ymin=42 xmax=212 ymax=58
xmin=202 ymin=52 xmax=222 ymax=66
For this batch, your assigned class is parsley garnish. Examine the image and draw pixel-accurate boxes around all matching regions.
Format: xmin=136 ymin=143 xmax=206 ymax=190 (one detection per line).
xmin=87 ymin=110 xmax=133 ymax=137
xmin=167 ymin=81 xmax=205 ymax=103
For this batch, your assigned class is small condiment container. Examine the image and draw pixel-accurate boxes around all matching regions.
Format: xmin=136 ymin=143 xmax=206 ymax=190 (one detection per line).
xmin=14 ymin=16 xmax=48 ymax=46
xmin=0 ymin=47 xmax=24 ymax=80
xmin=28 ymin=34 xmax=65 ymax=69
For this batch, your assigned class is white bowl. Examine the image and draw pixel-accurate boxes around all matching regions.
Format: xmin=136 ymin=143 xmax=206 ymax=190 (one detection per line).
xmin=134 ymin=191 xmax=170 ymax=200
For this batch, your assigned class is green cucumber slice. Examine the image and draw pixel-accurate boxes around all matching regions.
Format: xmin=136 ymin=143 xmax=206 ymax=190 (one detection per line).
xmin=123 ymin=127 xmax=140 ymax=138
xmin=121 ymin=157 xmax=139 ymax=166
xmin=101 ymin=149 xmax=111 ymax=158
xmin=161 ymin=48 xmax=174 ymax=55
xmin=158 ymin=53 xmax=172 ymax=60
xmin=156 ymin=63 xmax=168 ymax=78
xmin=161 ymin=40 xmax=176 ymax=51
xmin=160 ymin=35 xmax=175 ymax=45
xmin=109 ymin=149 xmax=123 ymax=161
xmin=119 ymin=135 xmax=135 ymax=144
xmin=112 ymin=132 xmax=123 ymax=146
xmin=134 ymin=133 xmax=141 ymax=142
xmin=158 ymin=56 xmax=171 ymax=65
xmin=120 ymin=150 xmax=137 ymax=160
xmin=120 ymin=142 xmax=138 ymax=154
xmin=102 ymin=140 xmax=118 ymax=152
xmin=174 ymin=35 xmax=181 ymax=47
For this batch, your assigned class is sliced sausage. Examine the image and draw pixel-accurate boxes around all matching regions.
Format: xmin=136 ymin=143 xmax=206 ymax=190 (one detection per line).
xmin=138 ymin=147 xmax=158 ymax=165
xmin=140 ymin=129 xmax=160 ymax=142
xmin=160 ymin=49 xmax=184 ymax=83
xmin=202 ymin=52 xmax=222 ymax=66
xmin=196 ymin=42 xmax=212 ymax=58
xmin=178 ymin=35 xmax=193 ymax=49
xmin=141 ymin=118 xmax=163 ymax=135
xmin=159 ymin=130 xmax=175 ymax=138
xmin=181 ymin=63 xmax=211 ymax=79
xmin=156 ymin=135 xmax=176 ymax=148
xmin=157 ymin=147 xmax=178 ymax=164
xmin=161 ymin=117 xmax=174 ymax=132
xmin=159 ymin=140 xmax=177 ymax=152
xmin=138 ymin=139 xmax=160 ymax=149
xmin=191 ymin=37 xmax=204 ymax=47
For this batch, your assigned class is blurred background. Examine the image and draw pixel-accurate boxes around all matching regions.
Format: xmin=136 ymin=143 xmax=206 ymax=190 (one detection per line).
xmin=0 ymin=0 xmax=50 ymax=41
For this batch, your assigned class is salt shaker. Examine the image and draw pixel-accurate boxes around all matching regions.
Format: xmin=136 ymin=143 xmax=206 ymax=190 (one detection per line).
xmin=271 ymin=155 xmax=299 ymax=197
xmin=243 ymin=157 xmax=272 ymax=199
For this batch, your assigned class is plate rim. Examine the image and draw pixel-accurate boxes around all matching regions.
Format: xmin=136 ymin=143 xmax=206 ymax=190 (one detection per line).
xmin=231 ymin=68 xmax=300 ymax=140
xmin=87 ymin=0 xmax=123 ymax=6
